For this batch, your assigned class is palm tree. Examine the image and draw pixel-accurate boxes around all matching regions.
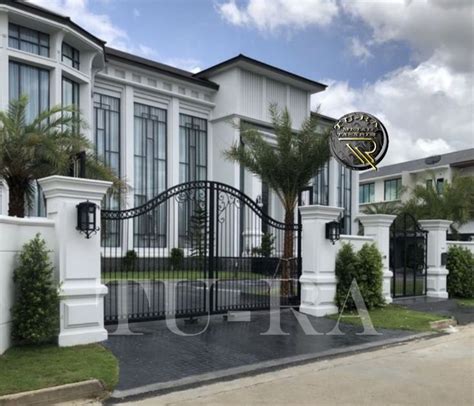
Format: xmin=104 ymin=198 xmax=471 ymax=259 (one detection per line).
xmin=0 ymin=96 xmax=120 ymax=217
xmin=224 ymin=105 xmax=330 ymax=293
xmin=402 ymin=175 xmax=474 ymax=235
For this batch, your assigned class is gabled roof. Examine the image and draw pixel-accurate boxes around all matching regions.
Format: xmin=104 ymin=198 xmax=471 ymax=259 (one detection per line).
xmin=3 ymin=0 xmax=106 ymax=48
xmin=105 ymin=47 xmax=219 ymax=90
xmin=196 ymin=54 xmax=327 ymax=93
xmin=360 ymin=148 xmax=474 ymax=181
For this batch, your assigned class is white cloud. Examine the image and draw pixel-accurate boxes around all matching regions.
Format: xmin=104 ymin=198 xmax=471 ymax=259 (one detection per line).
xmin=313 ymin=58 xmax=472 ymax=165
xmin=349 ymin=37 xmax=373 ymax=62
xmin=217 ymin=0 xmax=339 ymax=32
xmin=164 ymin=58 xmax=202 ymax=74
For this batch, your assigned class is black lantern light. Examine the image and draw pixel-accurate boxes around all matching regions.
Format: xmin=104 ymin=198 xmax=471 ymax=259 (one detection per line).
xmin=76 ymin=201 xmax=99 ymax=239
xmin=325 ymin=220 xmax=341 ymax=245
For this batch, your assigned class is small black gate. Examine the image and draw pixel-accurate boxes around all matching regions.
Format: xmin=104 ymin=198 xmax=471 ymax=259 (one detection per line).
xmin=101 ymin=181 xmax=301 ymax=324
xmin=390 ymin=213 xmax=427 ymax=297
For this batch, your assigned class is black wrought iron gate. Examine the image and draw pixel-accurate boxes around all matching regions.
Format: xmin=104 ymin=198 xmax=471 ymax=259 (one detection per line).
xmin=101 ymin=181 xmax=301 ymax=324
xmin=390 ymin=213 xmax=428 ymax=297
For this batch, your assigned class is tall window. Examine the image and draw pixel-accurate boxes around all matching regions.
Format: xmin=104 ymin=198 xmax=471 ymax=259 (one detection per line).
xmin=359 ymin=183 xmax=375 ymax=204
xmin=94 ymin=94 xmax=120 ymax=208
xmin=312 ymin=161 xmax=329 ymax=205
xmin=9 ymin=62 xmax=50 ymax=217
xmin=62 ymin=42 xmax=80 ymax=70
xmin=8 ymin=23 xmax=49 ymax=57
xmin=179 ymin=114 xmax=207 ymax=182
xmin=384 ymin=178 xmax=402 ymax=201
xmin=338 ymin=164 xmax=352 ymax=234
xmin=134 ymin=103 xmax=167 ymax=247
xmin=62 ymin=77 xmax=80 ymax=132
xmin=9 ymin=61 xmax=49 ymax=123
xmin=436 ymin=178 xmax=445 ymax=194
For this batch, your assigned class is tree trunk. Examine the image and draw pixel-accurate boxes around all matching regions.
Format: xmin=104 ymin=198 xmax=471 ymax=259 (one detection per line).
xmin=7 ymin=178 xmax=27 ymax=218
xmin=281 ymin=207 xmax=295 ymax=297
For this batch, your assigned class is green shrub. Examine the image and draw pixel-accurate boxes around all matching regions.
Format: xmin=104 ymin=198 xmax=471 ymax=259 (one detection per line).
xmin=252 ymin=233 xmax=275 ymax=257
xmin=170 ymin=248 xmax=184 ymax=270
xmin=123 ymin=250 xmax=137 ymax=272
xmin=335 ymin=242 xmax=385 ymax=311
xmin=12 ymin=234 xmax=59 ymax=345
xmin=447 ymin=245 xmax=474 ymax=298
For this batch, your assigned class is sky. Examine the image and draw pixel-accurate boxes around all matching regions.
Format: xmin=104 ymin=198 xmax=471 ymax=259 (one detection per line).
xmin=28 ymin=0 xmax=473 ymax=166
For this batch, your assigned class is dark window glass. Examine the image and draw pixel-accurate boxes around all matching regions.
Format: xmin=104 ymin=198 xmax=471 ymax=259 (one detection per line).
xmin=426 ymin=179 xmax=433 ymax=189
xmin=134 ymin=103 xmax=167 ymax=247
xmin=384 ymin=178 xmax=402 ymax=201
xmin=62 ymin=42 xmax=80 ymax=70
xmin=359 ymin=183 xmax=375 ymax=204
xmin=436 ymin=178 xmax=444 ymax=194
xmin=338 ymin=163 xmax=352 ymax=234
xmin=312 ymin=161 xmax=329 ymax=205
xmin=8 ymin=23 xmax=49 ymax=57
xmin=62 ymin=77 xmax=80 ymax=132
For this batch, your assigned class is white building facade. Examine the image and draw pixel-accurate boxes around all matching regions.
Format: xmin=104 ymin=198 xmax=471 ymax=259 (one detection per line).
xmin=0 ymin=1 xmax=359 ymax=235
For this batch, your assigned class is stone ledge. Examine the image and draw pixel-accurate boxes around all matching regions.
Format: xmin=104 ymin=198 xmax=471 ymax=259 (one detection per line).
xmin=429 ymin=318 xmax=457 ymax=330
xmin=0 ymin=379 xmax=106 ymax=406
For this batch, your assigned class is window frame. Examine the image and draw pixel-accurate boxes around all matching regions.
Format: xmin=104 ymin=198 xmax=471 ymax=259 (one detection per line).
xmin=359 ymin=182 xmax=375 ymax=204
xmin=8 ymin=23 xmax=49 ymax=57
xmin=179 ymin=114 xmax=208 ymax=183
xmin=62 ymin=42 xmax=80 ymax=70
xmin=384 ymin=178 xmax=402 ymax=201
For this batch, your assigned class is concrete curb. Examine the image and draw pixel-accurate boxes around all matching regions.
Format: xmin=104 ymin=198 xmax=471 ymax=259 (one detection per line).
xmin=109 ymin=331 xmax=438 ymax=402
xmin=430 ymin=318 xmax=457 ymax=330
xmin=0 ymin=379 xmax=106 ymax=406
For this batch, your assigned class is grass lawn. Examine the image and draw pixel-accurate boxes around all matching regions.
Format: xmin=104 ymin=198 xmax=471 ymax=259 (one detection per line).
xmin=102 ymin=270 xmax=262 ymax=282
xmin=0 ymin=344 xmax=118 ymax=396
xmin=457 ymin=298 xmax=474 ymax=307
xmin=328 ymin=304 xmax=447 ymax=332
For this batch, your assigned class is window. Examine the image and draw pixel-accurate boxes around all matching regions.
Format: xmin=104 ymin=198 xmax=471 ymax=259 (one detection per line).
xmin=179 ymin=114 xmax=207 ymax=182
xmin=384 ymin=178 xmax=402 ymax=201
xmin=9 ymin=61 xmax=50 ymax=123
xmin=436 ymin=178 xmax=445 ymax=194
xmin=338 ymin=163 xmax=352 ymax=234
xmin=8 ymin=23 xmax=49 ymax=57
xmin=134 ymin=103 xmax=167 ymax=247
xmin=359 ymin=183 xmax=375 ymax=204
xmin=179 ymin=114 xmax=208 ymax=247
xmin=312 ymin=161 xmax=329 ymax=205
xmin=426 ymin=179 xmax=433 ymax=189
xmin=62 ymin=77 xmax=80 ymax=132
xmin=62 ymin=42 xmax=80 ymax=70
xmin=9 ymin=61 xmax=50 ymax=217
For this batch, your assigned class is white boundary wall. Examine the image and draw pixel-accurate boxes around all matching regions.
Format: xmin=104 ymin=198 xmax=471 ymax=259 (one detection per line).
xmin=0 ymin=216 xmax=56 ymax=354
xmin=339 ymin=235 xmax=375 ymax=251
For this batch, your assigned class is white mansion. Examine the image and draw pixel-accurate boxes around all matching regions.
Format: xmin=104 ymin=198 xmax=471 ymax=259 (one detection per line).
xmin=0 ymin=0 xmax=359 ymax=234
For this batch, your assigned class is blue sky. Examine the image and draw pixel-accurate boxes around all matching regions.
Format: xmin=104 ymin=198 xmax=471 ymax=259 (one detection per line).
xmin=30 ymin=0 xmax=473 ymax=165
xmin=90 ymin=0 xmax=411 ymax=89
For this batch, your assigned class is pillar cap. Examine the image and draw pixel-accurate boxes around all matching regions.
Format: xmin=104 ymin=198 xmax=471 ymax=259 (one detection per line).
xmin=357 ymin=214 xmax=397 ymax=227
xmin=299 ymin=205 xmax=343 ymax=221
xmin=38 ymin=175 xmax=112 ymax=202
xmin=418 ymin=219 xmax=453 ymax=231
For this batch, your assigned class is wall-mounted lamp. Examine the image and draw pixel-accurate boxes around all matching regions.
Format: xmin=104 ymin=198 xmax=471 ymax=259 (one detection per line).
xmin=325 ymin=220 xmax=341 ymax=245
xmin=76 ymin=201 xmax=99 ymax=239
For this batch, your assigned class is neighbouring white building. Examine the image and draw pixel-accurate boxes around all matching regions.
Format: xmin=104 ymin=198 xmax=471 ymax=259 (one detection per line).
xmin=0 ymin=0 xmax=359 ymax=235
xmin=359 ymin=148 xmax=474 ymax=240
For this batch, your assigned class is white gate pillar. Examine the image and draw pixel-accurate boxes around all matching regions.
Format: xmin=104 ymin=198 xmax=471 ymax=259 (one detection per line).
xmin=38 ymin=176 xmax=112 ymax=347
xmin=357 ymin=214 xmax=396 ymax=304
xmin=299 ymin=205 xmax=343 ymax=317
xmin=418 ymin=220 xmax=452 ymax=299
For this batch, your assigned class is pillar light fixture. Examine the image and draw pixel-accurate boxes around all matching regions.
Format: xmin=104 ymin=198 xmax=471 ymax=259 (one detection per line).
xmin=76 ymin=201 xmax=99 ymax=239
xmin=325 ymin=220 xmax=341 ymax=245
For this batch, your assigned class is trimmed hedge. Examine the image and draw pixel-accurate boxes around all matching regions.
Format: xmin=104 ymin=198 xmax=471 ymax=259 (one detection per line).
xmin=335 ymin=242 xmax=385 ymax=311
xmin=447 ymin=245 xmax=474 ymax=298
xmin=12 ymin=234 xmax=59 ymax=345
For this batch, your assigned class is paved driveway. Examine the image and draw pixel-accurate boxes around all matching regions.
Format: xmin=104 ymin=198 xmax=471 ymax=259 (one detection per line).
xmin=104 ymin=309 xmax=416 ymax=400
xmin=122 ymin=325 xmax=474 ymax=406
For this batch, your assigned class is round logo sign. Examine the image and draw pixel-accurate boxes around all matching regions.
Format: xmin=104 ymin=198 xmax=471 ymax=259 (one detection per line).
xmin=330 ymin=112 xmax=389 ymax=171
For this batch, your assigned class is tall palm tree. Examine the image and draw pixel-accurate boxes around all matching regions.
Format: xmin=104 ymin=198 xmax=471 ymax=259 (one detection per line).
xmin=224 ymin=105 xmax=330 ymax=292
xmin=403 ymin=175 xmax=474 ymax=235
xmin=0 ymin=96 xmax=120 ymax=217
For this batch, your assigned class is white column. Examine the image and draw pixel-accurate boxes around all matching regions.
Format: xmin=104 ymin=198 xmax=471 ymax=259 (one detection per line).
xmin=357 ymin=214 xmax=396 ymax=304
xmin=0 ymin=12 xmax=9 ymax=111
xmin=299 ymin=205 xmax=343 ymax=317
xmin=419 ymin=220 xmax=452 ymax=299
xmin=328 ymin=157 xmax=339 ymax=207
xmin=38 ymin=176 xmax=112 ymax=347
